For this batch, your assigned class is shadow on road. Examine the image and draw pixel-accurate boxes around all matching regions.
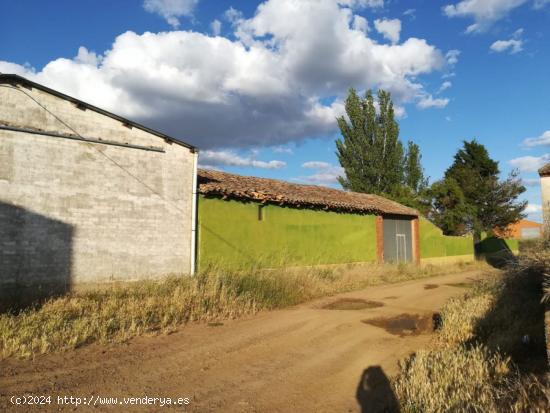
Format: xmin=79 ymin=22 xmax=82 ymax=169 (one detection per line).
xmin=356 ymin=366 xmax=400 ymax=413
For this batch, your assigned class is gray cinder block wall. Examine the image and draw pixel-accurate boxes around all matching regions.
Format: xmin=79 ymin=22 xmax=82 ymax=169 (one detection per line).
xmin=0 ymin=77 xmax=196 ymax=307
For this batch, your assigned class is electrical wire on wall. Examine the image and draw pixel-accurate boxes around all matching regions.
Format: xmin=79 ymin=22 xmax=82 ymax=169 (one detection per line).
xmin=0 ymin=83 xmax=188 ymax=215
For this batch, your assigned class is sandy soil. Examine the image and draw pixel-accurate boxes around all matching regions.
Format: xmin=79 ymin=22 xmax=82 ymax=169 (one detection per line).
xmin=0 ymin=270 xmax=488 ymax=413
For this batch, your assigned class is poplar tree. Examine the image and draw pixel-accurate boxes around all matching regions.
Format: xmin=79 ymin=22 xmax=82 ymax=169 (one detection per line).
xmin=336 ymin=88 xmax=426 ymax=206
xmin=404 ymin=141 xmax=428 ymax=194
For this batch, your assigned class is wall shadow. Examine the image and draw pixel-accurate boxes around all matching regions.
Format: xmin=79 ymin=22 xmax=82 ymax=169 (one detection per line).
xmin=0 ymin=202 xmax=73 ymax=312
xmin=356 ymin=366 xmax=400 ymax=413
xmin=475 ymin=237 xmax=517 ymax=269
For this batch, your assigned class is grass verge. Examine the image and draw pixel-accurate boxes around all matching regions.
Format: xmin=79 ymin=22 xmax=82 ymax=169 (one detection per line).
xmin=393 ymin=253 xmax=550 ymax=412
xmin=1 ymin=260 xmax=481 ymax=359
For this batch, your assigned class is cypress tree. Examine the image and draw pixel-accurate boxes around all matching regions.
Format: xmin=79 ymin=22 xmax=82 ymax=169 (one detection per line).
xmin=430 ymin=140 xmax=526 ymax=240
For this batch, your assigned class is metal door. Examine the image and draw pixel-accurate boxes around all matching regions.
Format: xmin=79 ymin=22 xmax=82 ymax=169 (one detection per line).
xmin=383 ymin=217 xmax=412 ymax=263
xmin=396 ymin=234 xmax=407 ymax=262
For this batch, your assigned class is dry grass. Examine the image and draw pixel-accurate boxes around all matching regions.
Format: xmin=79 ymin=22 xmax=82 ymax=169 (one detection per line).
xmin=394 ymin=345 xmax=511 ymax=413
xmin=393 ymin=251 xmax=550 ymax=413
xmin=436 ymin=284 xmax=494 ymax=347
xmin=0 ymin=261 xmax=480 ymax=359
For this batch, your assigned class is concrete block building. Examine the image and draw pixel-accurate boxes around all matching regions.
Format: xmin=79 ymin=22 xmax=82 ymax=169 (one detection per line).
xmin=0 ymin=74 xmax=197 ymax=307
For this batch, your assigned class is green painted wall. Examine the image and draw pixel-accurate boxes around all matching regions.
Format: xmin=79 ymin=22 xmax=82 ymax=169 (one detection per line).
xmin=198 ymin=196 xmax=377 ymax=271
xmin=476 ymin=236 xmax=519 ymax=254
xmin=419 ymin=218 xmax=474 ymax=258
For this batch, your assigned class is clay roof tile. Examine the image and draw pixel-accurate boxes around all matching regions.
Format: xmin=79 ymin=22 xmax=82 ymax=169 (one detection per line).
xmin=198 ymin=169 xmax=418 ymax=217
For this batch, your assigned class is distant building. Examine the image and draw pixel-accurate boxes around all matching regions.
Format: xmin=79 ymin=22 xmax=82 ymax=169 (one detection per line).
xmin=538 ymin=163 xmax=550 ymax=230
xmin=496 ymin=219 xmax=543 ymax=240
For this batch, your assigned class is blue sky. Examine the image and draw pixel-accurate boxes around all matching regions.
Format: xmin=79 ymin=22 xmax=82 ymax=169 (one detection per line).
xmin=1 ymin=0 xmax=549 ymax=221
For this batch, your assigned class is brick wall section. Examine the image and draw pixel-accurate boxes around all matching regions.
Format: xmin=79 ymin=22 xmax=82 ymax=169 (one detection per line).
xmin=412 ymin=217 xmax=420 ymax=264
xmin=0 ymin=84 xmax=195 ymax=299
xmin=376 ymin=216 xmax=384 ymax=264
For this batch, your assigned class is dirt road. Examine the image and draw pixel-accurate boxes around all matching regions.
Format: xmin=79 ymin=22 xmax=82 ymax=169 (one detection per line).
xmin=0 ymin=270 xmax=487 ymax=412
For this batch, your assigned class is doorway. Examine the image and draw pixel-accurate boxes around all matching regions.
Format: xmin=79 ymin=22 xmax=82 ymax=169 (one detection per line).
xmin=383 ymin=217 xmax=412 ymax=263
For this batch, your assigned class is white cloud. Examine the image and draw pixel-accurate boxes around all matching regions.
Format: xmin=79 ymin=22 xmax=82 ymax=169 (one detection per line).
xmin=302 ymin=161 xmax=332 ymax=169
xmin=338 ymin=0 xmax=385 ymax=8
xmin=525 ymin=203 xmax=542 ymax=214
xmin=490 ymin=39 xmax=523 ymax=53
xmin=75 ymin=47 xmax=101 ymax=66
xmin=374 ymin=18 xmax=402 ymax=44
xmin=446 ymin=49 xmax=461 ymax=66
xmin=224 ymin=7 xmax=243 ymax=24
xmin=143 ymin=0 xmax=198 ymax=28
xmin=271 ymin=145 xmax=293 ymax=154
xmin=490 ymin=29 xmax=524 ymax=54
xmin=393 ymin=105 xmax=407 ymax=118
xmin=443 ymin=0 xmax=527 ymax=33
xmin=417 ymin=95 xmax=450 ymax=109
xmin=1 ymin=0 xmax=445 ymax=149
xmin=438 ymin=81 xmax=452 ymax=93
xmin=352 ymin=15 xmax=369 ymax=33
xmin=509 ymin=154 xmax=550 ymax=172
xmin=512 ymin=27 xmax=524 ymax=37
xmin=523 ymin=130 xmax=550 ymax=147
xmin=210 ymin=19 xmax=222 ymax=36
xmin=200 ymin=150 xmax=286 ymax=169
xmin=298 ymin=161 xmax=345 ymax=186
xmin=0 ymin=61 xmax=36 ymax=76
xmin=403 ymin=9 xmax=416 ymax=19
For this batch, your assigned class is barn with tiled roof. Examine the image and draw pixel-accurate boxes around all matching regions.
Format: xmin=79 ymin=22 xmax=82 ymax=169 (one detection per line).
xmin=197 ymin=168 xmax=421 ymax=269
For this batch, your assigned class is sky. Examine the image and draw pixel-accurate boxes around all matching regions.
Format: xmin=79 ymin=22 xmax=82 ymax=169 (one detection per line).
xmin=1 ymin=0 xmax=549 ymax=221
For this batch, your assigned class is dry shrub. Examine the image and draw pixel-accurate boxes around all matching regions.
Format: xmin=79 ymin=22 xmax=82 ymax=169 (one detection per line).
xmin=394 ymin=345 xmax=510 ymax=413
xmin=437 ymin=290 xmax=494 ymax=347
xmin=394 ymin=346 xmax=550 ymax=413
xmin=393 ymin=247 xmax=550 ymax=412
xmin=509 ymin=374 xmax=550 ymax=413
xmin=0 ymin=274 xmax=258 ymax=358
xmin=0 ymin=261 xmax=478 ymax=359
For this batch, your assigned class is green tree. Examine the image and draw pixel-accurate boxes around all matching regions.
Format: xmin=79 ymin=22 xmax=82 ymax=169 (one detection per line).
xmin=404 ymin=140 xmax=428 ymax=194
xmin=431 ymin=140 xmax=526 ymax=240
xmin=336 ymin=88 xmax=425 ymax=206
xmin=425 ymin=177 xmax=471 ymax=235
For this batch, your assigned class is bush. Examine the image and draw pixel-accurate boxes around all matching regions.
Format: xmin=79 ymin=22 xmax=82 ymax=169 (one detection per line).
xmin=393 ymin=249 xmax=550 ymax=412
xmin=394 ymin=345 xmax=510 ymax=413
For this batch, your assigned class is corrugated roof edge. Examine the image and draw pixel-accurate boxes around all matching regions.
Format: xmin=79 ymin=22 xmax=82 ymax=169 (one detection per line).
xmin=0 ymin=74 xmax=197 ymax=151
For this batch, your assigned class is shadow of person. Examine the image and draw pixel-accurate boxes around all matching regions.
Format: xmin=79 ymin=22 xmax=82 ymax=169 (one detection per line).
xmin=356 ymin=366 xmax=400 ymax=413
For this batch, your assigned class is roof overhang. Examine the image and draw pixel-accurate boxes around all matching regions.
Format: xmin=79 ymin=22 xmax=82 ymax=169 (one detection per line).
xmin=0 ymin=74 xmax=197 ymax=152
